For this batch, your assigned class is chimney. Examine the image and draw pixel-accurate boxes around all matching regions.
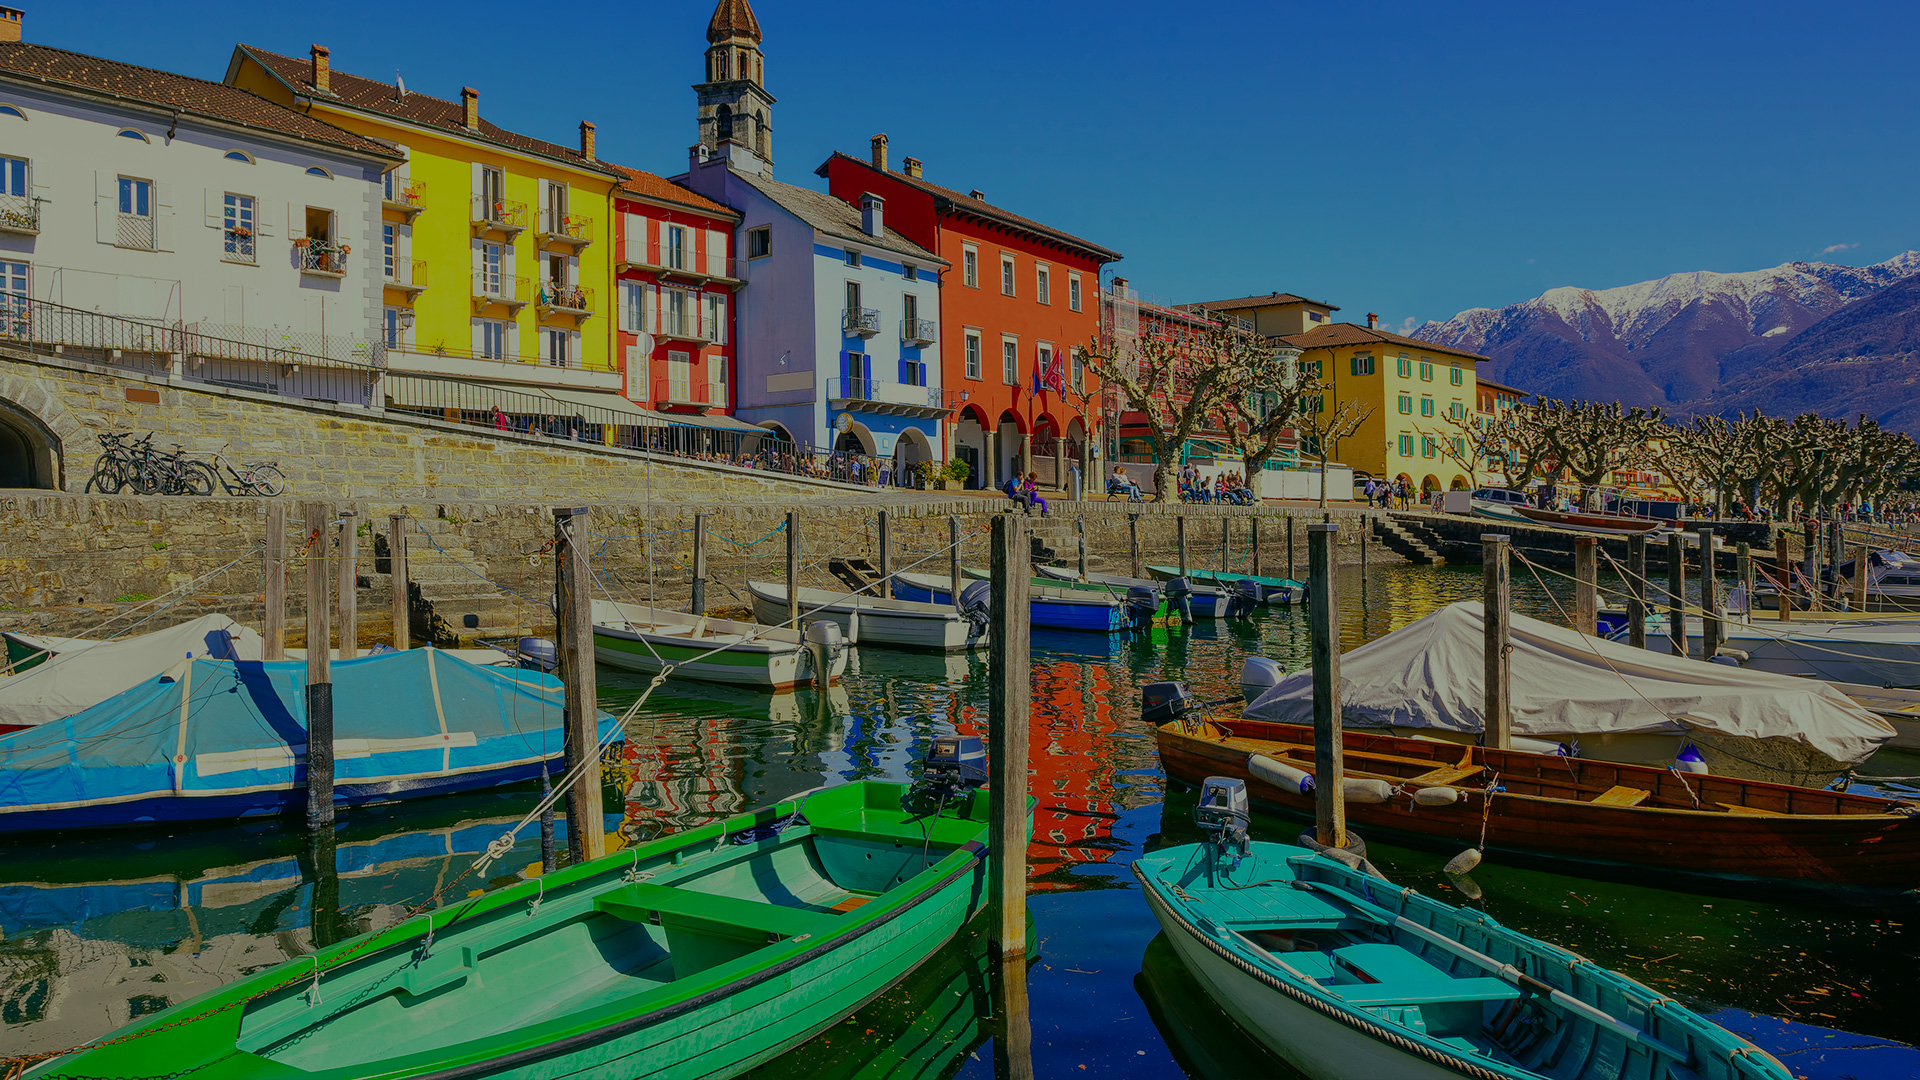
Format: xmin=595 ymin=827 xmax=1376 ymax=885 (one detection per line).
xmin=860 ymin=193 xmax=884 ymax=239
xmin=309 ymin=44 xmax=330 ymax=93
xmin=1366 ymin=312 xmax=1379 ymax=329
xmin=0 ymin=7 xmax=24 ymax=43
xmin=869 ymin=133 xmax=889 ymax=171
xmin=579 ymin=120 xmax=596 ymax=162
xmin=968 ymin=189 xmax=985 ymax=201
xmin=1112 ymin=277 xmax=1129 ymax=290
xmin=902 ymin=156 xmax=922 ymax=179
xmin=461 ymin=86 xmax=480 ymax=130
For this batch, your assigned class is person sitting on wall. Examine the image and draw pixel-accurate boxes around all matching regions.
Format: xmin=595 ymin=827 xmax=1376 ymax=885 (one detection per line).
xmin=1110 ymin=464 xmax=1143 ymax=502
xmin=1022 ymin=471 xmax=1049 ymax=516
xmin=1003 ymin=474 xmax=1034 ymax=513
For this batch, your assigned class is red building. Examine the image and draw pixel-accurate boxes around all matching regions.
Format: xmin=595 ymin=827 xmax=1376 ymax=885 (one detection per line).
xmin=607 ymin=164 xmax=742 ymax=419
xmin=818 ymin=138 xmax=1121 ymax=490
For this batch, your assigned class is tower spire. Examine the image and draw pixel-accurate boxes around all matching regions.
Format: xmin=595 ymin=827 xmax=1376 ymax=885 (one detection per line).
xmin=696 ymin=0 xmax=775 ymax=176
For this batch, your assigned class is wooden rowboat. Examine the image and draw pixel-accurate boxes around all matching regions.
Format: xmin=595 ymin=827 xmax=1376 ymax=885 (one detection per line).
xmin=1157 ymin=718 xmax=1920 ymax=905
xmin=892 ymin=572 xmax=1137 ymax=633
xmin=592 ymin=599 xmax=846 ymax=691
xmin=22 ymin=779 xmax=994 ymax=1080
xmin=1028 ymin=566 xmax=1236 ymax=619
xmin=1513 ymin=506 xmax=1667 ymax=535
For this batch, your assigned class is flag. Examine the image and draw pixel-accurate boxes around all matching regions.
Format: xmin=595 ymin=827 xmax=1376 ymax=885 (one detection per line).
xmin=1045 ymin=350 xmax=1067 ymax=394
xmin=1032 ymin=364 xmax=1042 ymax=397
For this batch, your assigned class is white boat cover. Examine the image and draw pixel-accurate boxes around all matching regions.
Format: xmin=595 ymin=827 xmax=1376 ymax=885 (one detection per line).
xmin=0 ymin=615 xmax=263 ymax=730
xmin=1243 ymin=601 xmax=1894 ymax=766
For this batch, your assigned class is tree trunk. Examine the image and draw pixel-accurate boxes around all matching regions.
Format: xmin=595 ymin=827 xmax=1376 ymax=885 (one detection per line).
xmin=1151 ymin=461 xmax=1173 ymax=502
xmin=1245 ymin=466 xmax=1265 ymax=500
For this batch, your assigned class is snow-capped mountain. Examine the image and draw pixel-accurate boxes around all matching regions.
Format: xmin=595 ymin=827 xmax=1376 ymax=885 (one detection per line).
xmin=1414 ymin=252 xmax=1920 ymax=409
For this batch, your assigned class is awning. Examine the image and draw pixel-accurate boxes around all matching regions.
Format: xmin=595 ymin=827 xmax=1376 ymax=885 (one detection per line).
xmin=540 ymin=386 xmax=658 ymax=421
xmin=657 ymin=411 xmax=772 ymax=433
xmin=387 ymin=377 xmax=661 ymax=422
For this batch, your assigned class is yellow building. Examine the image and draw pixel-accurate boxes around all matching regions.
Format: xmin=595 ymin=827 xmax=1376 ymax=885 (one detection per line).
xmin=226 ymin=44 xmax=625 ymax=397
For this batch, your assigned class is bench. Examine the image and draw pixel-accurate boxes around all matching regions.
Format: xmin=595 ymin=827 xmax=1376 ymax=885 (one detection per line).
xmin=1337 ymin=977 xmax=1522 ymax=1008
xmin=1406 ymin=764 xmax=1484 ymax=788
xmin=1590 ymin=785 xmax=1651 ymax=807
xmin=1715 ymin=801 xmax=1784 ymax=815
xmin=595 ymin=882 xmax=837 ymax=942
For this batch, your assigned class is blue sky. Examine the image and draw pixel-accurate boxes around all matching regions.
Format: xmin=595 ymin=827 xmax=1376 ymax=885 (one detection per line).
xmin=38 ymin=0 xmax=1919 ymax=330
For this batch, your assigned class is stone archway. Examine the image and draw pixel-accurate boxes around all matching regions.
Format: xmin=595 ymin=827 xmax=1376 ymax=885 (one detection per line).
xmin=0 ymin=370 xmax=83 ymax=490
xmin=892 ymin=427 xmax=934 ymax=487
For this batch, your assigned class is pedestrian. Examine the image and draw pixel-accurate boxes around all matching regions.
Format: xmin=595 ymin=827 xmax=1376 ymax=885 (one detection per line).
xmin=1022 ymin=471 xmax=1049 ymax=516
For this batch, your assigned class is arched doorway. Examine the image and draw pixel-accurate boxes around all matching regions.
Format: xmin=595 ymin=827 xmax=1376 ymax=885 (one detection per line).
xmin=1421 ymin=474 xmax=1442 ymax=494
xmin=0 ymin=399 xmax=60 ymax=489
xmin=1449 ymin=475 xmax=1470 ymax=490
xmin=893 ymin=428 xmax=933 ymax=487
xmin=953 ymin=404 xmax=990 ymax=490
xmin=994 ymin=411 xmax=1025 ymax=488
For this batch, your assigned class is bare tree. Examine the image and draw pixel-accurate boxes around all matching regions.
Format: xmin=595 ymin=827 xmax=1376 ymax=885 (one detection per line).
xmin=1221 ymin=345 xmax=1316 ymax=499
xmin=1414 ymin=410 xmax=1509 ymax=491
xmin=1082 ymin=319 xmax=1267 ymax=500
xmin=1530 ymin=399 xmax=1666 ymax=508
xmin=1294 ymin=391 xmax=1376 ymax=509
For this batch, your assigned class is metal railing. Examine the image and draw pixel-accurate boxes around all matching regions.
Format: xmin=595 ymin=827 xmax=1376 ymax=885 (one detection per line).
xmin=623 ymin=238 xmax=736 ymax=280
xmin=472 ymin=273 xmax=529 ymax=306
xmin=0 ymin=192 xmax=40 ymax=234
xmin=536 ymin=208 xmax=593 ymax=245
xmin=472 ymin=197 xmax=529 ymax=233
xmin=843 ymin=308 xmax=879 ymax=336
xmin=387 ymin=342 xmax=613 ymax=373
xmin=659 ymin=310 xmax=719 ymax=342
xmin=298 ymin=243 xmax=348 ymax=276
xmin=117 ymin=213 xmax=154 ymax=250
xmin=651 ymin=375 xmax=727 ymax=409
xmin=383 ymin=179 xmax=425 ymax=212
xmin=901 ymin=317 xmax=936 ymax=345
xmin=223 ymin=228 xmax=256 ymax=264
xmin=386 ymin=259 xmax=427 ymax=291
xmin=824 ymin=377 xmax=948 ymax=410
xmin=538 ymin=281 xmax=592 ymax=313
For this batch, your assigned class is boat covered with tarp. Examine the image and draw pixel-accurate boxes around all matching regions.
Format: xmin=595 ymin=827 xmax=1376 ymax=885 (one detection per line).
xmin=1243 ymin=602 xmax=1895 ymax=786
xmin=0 ymin=615 xmax=264 ymax=733
xmin=0 ymin=647 xmax=613 ymax=832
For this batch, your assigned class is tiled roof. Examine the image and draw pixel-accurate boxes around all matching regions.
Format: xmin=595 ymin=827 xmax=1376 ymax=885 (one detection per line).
xmin=1277 ymin=322 xmax=1490 ymax=363
xmin=1192 ymin=291 xmax=1341 ymax=312
xmin=1476 ymin=376 xmax=1531 ymax=397
xmin=816 ymin=151 xmax=1122 ymax=263
xmin=0 ymin=42 xmax=397 ymax=159
xmin=608 ymin=163 xmax=738 ymax=219
xmin=237 ymin=45 xmax=621 ymax=178
xmin=707 ymin=0 xmax=763 ymax=43
xmin=730 ymin=169 xmax=944 ymax=265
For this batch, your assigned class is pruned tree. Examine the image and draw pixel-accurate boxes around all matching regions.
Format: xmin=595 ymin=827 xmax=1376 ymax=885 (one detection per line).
xmin=1221 ymin=344 xmax=1316 ymax=499
xmin=1530 ymin=399 xmax=1667 ymax=508
xmin=1082 ymin=318 xmax=1267 ymax=500
xmin=1295 ymin=391 xmax=1376 ymax=509
xmin=1414 ymin=409 xmax=1509 ymax=490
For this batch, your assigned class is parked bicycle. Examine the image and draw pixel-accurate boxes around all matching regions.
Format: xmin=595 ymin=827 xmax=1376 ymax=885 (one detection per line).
xmin=201 ymin=444 xmax=286 ymax=496
xmin=86 ymin=432 xmax=215 ymax=496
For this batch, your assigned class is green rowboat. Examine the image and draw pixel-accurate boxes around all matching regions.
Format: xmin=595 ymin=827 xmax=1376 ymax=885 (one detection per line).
xmin=1144 ymin=566 xmax=1305 ymax=604
xmin=24 ymin=780 xmax=994 ymax=1080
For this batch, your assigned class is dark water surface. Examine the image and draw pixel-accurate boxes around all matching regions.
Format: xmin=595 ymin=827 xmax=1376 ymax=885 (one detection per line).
xmin=3 ymin=564 xmax=1916 ymax=1077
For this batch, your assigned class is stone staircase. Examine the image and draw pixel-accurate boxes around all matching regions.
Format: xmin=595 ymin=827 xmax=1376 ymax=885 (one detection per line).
xmin=1023 ymin=519 xmax=1114 ymax=575
xmin=392 ymin=518 xmax=542 ymax=645
xmin=1375 ymin=514 xmax=1446 ymax=566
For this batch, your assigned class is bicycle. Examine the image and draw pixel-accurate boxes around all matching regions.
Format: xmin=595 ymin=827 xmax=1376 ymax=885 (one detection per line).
xmin=134 ymin=441 xmax=213 ymax=496
xmin=200 ymin=445 xmax=287 ymax=496
xmin=85 ymin=431 xmax=139 ymax=493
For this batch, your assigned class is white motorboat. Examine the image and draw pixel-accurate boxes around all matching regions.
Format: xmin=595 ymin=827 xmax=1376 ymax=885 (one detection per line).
xmin=1628 ymin=610 xmax=1920 ymax=689
xmin=591 ymin=599 xmax=846 ymax=691
xmin=745 ymin=580 xmax=987 ymax=652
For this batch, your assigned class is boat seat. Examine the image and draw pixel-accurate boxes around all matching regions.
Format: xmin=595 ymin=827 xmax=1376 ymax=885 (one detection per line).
xmin=1590 ymin=785 xmax=1651 ymax=807
xmin=1406 ymin=764 xmax=1484 ymax=787
xmin=1333 ymin=942 xmax=1452 ymax=984
xmin=1715 ymin=801 xmax=1784 ymax=815
xmin=595 ymin=882 xmax=836 ymax=941
xmin=1338 ymin=977 xmax=1522 ymax=1008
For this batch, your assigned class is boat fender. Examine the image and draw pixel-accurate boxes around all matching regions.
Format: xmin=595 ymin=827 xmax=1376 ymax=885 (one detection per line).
xmin=1239 ymin=657 xmax=1284 ymax=701
xmin=1344 ymin=778 xmax=1399 ymax=804
xmin=1674 ymin=744 xmax=1710 ymax=774
xmin=1413 ymin=786 xmax=1461 ymax=806
xmin=1247 ymin=753 xmax=1314 ymax=795
xmin=1509 ymin=735 xmax=1569 ymax=756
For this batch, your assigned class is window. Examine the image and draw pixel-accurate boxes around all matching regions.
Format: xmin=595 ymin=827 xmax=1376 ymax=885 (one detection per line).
xmin=903 ymin=264 xmax=917 ymax=281
xmin=1068 ymin=273 xmax=1082 ymax=312
xmin=1002 ymin=338 xmax=1018 ymax=384
xmin=747 ymin=226 xmax=771 ymax=258
xmin=621 ymin=281 xmax=647 ymax=333
xmin=1037 ymin=343 xmax=1053 ymax=386
xmin=964 ymin=331 xmax=982 ymax=379
xmin=844 ymin=280 xmax=862 ymax=322
xmin=1421 ymin=436 xmax=1436 ymax=458
xmin=382 ymin=223 xmax=396 ymax=279
xmin=116 ymin=176 xmax=153 ymax=249
xmin=0 ymin=260 xmax=25 ymax=332
xmin=667 ymin=226 xmax=689 ymax=270
xmin=1306 ymin=394 xmax=1324 ymax=413
xmin=844 ymin=248 xmax=860 ymax=268
xmin=1001 ymin=255 xmax=1015 ymax=296
xmin=899 ymin=356 xmax=926 ymax=386
xmin=382 ymin=307 xmax=402 ymax=349
xmin=1070 ymin=347 xmax=1084 ymax=391
xmin=1396 ymin=355 xmax=1412 ymax=378
xmin=305 ymin=167 xmax=332 ymax=179
xmin=1449 ymin=364 xmax=1463 ymax=386
xmin=1397 ymin=394 xmax=1412 ymax=414
xmin=702 ymin=292 xmax=727 ymax=343
xmin=1036 ymin=266 xmax=1051 ymax=305
xmin=480 ymin=166 xmax=504 ymax=214
xmin=1300 ymin=359 xmax=1322 ymax=378
xmin=0 ymin=156 xmax=24 ymax=196
xmin=117 ymin=128 xmax=148 ymax=142
xmin=1450 ymin=401 xmax=1465 ymax=420
xmin=903 ymin=292 xmax=919 ymax=331
xmin=544 ymin=181 xmax=567 ymax=232
xmin=1399 ymin=433 xmax=1414 ymax=457
xmin=480 ymin=319 xmax=507 ymax=360
xmin=667 ymin=288 xmax=688 ymax=336
xmin=223 ymin=150 xmax=253 ymax=163
xmin=543 ymin=328 xmax=571 ymax=366
xmin=962 ymin=246 xmax=978 ymax=287
xmin=1454 ymin=436 xmax=1467 ymax=457
xmin=1419 ymin=361 xmax=1433 ymax=381
xmin=1350 ymin=353 xmax=1375 ymax=376
xmin=223 ymin=193 xmax=255 ymax=262
xmin=1420 ymin=396 xmax=1434 ymax=417
xmin=1309 ymin=310 xmax=1324 ymax=323
xmin=480 ymin=242 xmax=503 ymax=294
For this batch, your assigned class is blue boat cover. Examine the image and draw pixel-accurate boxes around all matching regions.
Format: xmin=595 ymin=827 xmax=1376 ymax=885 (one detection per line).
xmin=0 ymin=649 xmax=589 ymax=823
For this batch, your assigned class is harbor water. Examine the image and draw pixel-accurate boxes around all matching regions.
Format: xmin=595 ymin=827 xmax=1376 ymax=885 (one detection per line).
xmin=3 ymin=564 xmax=1916 ymax=1077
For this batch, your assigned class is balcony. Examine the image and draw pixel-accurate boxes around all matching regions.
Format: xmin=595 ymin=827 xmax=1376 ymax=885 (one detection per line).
xmin=900 ymin=317 xmax=936 ymax=346
xmin=117 ymin=212 xmax=155 ymax=251
xmin=825 ymin=377 xmax=953 ymax=419
xmin=537 ymin=281 xmax=593 ymax=324
xmin=0 ymin=193 xmax=39 ymax=235
xmin=536 ymin=208 xmax=593 ymax=249
xmin=386 ymin=259 xmax=428 ymax=297
xmin=382 ymin=180 xmax=425 ymax=221
xmin=471 ymin=197 xmax=528 ymax=239
xmin=297 ymin=240 xmax=348 ymax=278
xmin=472 ymin=273 xmax=530 ymax=313
xmin=652 ymin=375 xmax=728 ymax=412
xmin=656 ymin=313 xmax=716 ymax=344
xmin=843 ymin=308 xmax=880 ymax=338
xmin=222 ymin=228 xmax=256 ymax=265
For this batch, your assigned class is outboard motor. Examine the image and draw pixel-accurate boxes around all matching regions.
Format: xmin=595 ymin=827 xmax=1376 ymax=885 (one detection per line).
xmin=1230 ymin=577 xmax=1263 ymax=619
xmin=1240 ymin=656 xmax=1284 ymax=702
xmin=1163 ymin=577 xmax=1195 ymax=625
xmin=956 ymin=580 xmax=993 ymax=638
xmin=515 ymin=637 xmax=558 ymax=672
xmin=1124 ymin=585 xmax=1162 ymax=630
xmin=912 ymin=734 xmax=988 ymax=812
xmin=1195 ymin=776 xmax=1251 ymax=862
xmin=802 ymin=620 xmax=844 ymax=689
xmin=1141 ymin=681 xmax=1196 ymax=725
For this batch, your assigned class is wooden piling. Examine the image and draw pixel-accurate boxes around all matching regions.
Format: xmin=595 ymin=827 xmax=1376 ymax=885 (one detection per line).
xmin=553 ymin=507 xmax=606 ymax=864
xmin=690 ymin=513 xmax=708 ymax=616
xmin=388 ymin=511 xmax=409 ymax=649
xmin=1076 ymin=516 xmax=1088 ymax=580
xmin=1854 ymin=542 xmax=1871 ymax=612
xmin=1737 ymin=542 xmax=1754 ymax=622
xmin=1574 ymin=537 xmax=1598 ymax=636
xmin=1221 ymin=516 xmax=1231 ymax=574
xmin=1176 ymin=516 xmax=1188 ymax=578
xmin=264 ymin=502 xmax=286 ymax=661
xmin=1803 ymin=521 xmax=1821 ymax=612
xmin=1483 ymin=534 xmax=1512 ymax=750
xmin=949 ymin=516 xmax=963 ymax=612
xmin=1306 ymin=523 xmax=1345 ymax=849
xmin=1128 ymin=514 xmax=1141 ymax=578
xmin=1667 ymin=532 xmax=1688 ymax=658
xmin=1287 ymin=515 xmax=1296 ymax=578
xmin=302 ymin=501 xmax=334 ymax=830
xmin=1830 ymin=519 xmax=1846 ymax=604
xmin=988 ymin=514 xmax=1032 ymax=958
xmin=1775 ymin=529 xmax=1792 ymax=622
xmin=1358 ymin=519 xmax=1368 ymax=588
xmin=876 ymin=509 xmax=892 ymax=600
xmin=785 ymin=510 xmax=800 ymax=628
xmin=1699 ymin=528 xmax=1721 ymax=657
xmin=1251 ymin=517 xmax=1262 ymax=577
xmin=1626 ymin=533 xmax=1647 ymax=650
xmin=335 ymin=511 xmax=358 ymax=660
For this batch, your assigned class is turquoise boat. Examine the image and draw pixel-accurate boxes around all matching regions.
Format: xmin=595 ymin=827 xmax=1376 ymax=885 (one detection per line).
xmin=25 ymin=770 xmax=997 ymax=1080
xmin=892 ymin=571 xmax=1142 ymax=633
xmin=1135 ymin=778 xmax=1793 ymax=1080
xmin=1145 ymin=566 xmax=1305 ymax=604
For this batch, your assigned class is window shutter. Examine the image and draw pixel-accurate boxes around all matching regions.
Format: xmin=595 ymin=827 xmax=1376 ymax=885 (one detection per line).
xmin=506 ymin=319 xmax=520 ymax=359
xmin=706 ymin=228 xmax=725 ymax=276
xmin=537 ymin=180 xmax=552 ymax=231
xmin=709 ymin=355 xmax=725 ymax=408
xmin=471 ymin=317 xmax=485 ymax=356
xmin=501 ymin=237 xmax=516 ymax=283
xmin=152 ymin=182 xmax=173 ymax=251
xmin=95 ymin=171 xmax=115 ymax=243
xmin=567 ymin=253 xmax=580 ymax=286
xmin=570 ymin=330 xmax=582 ymax=364
xmin=397 ymin=222 xmax=413 ymax=261
xmin=204 ymin=188 xmax=222 ymax=229
xmin=715 ymin=294 xmax=727 ymax=345
xmin=392 ymin=144 xmax=410 ymax=185
xmin=625 ymin=344 xmax=646 ymax=400
xmin=617 ymin=282 xmax=633 ymax=334
xmin=651 ymin=283 xmax=662 ymax=333
xmin=624 ymin=213 xmax=643 ymax=265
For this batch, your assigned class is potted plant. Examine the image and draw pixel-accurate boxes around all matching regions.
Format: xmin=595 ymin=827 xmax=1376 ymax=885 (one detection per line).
xmin=941 ymin=456 xmax=970 ymax=491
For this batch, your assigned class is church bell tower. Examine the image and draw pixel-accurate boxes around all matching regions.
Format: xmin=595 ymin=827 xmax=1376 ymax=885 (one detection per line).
xmin=696 ymin=0 xmax=776 ymax=177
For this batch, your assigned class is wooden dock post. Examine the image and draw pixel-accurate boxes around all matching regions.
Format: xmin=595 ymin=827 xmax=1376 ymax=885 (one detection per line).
xmin=553 ymin=507 xmax=606 ymax=864
xmin=1358 ymin=519 xmax=1369 ymax=588
xmin=1076 ymin=516 xmax=1088 ymax=580
xmin=1287 ymin=515 xmax=1296 ymax=578
xmin=690 ymin=513 xmax=708 ymax=616
xmin=335 ymin=510 xmax=358 ymax=660
xmin=1221 ymin=516 xmax=1231 ymax=574
xmin=1128 ymin=514 xmax=1141 ymax=578
xmin=785 ymin=510 xmax=800 ymax=628
xmin=988 ymin=514 xmax=1031 ymax=958
xmin=1251 ymin=517 xmax=1262 ymax=577
xmin=1626 ymin=533 xmax=1648 ymax=650
xmin=1667 ymin=532 xmax=1688 ymax=658
xmin=302 ymin=501 xmax=334 ymax=830
xmin=1176 ymin=516 xmax=1188 ymax=578
xmin=1483 ymin=534 xmax=1512 ymax=750
xmin=1306 ymin=523 xmax=1346 ymax=849
xmin=1803 ymin=521 xmax=1821 ymax=612
xmin=1854 ymin=542 xmax=1871 ymax=611
xmin=1699 ymin=528 xmax=1721 ymax=657
xmin=876 ymin=509 xmax=892 ymax=600
xmin=1829 ymin=519 xmax=1846 ymax=604
xmin=949 ymin=516 xmax=963 ymax=612
xmin=1775 ymin=529 xmax=1792 ymax=622
xmin=1737 ymin=542 xmax=1754 ymax=621
xmin=1574 ymin=537 xmax=1598 ymax=636
xmin=388 ymin=511 xmax=409 ymax=649
xmin=264 ymin=502 xmax=286 ymax=661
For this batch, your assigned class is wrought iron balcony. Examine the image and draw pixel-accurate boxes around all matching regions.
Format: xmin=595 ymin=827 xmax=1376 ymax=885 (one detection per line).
xmin=471 ymin=197 xmax=528 ymax=238
xmin=536 ymin=208 xmax=593 ymax=248
xmin=386 ymin=259 xmax=427 ymax=297
xmin=0 ymin=192 xmax=39 ymax=235
xmin=538 ymin=281 xmax=593 ymax=323
xmin=297 ymin=241 xmax=348 ymax=278
xmin=843 ymin=308 xmax=880 ymax=337
xmin=117 ymin=212 xmax=155 ymax=251
xmin=472 ymin=273 xmax=530 ymax=312
xmin=382 ymin=179 xmax=425 ymax=220
xmin=900 ymin=317 xmax=936 ymax=346
xmin=825 ymin=377 xmax=951 ymax=418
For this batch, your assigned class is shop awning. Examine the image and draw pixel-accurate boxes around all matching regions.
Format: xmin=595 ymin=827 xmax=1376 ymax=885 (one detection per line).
xmin=540 ymin=386 xmax=658 ymax=421
xmin=657 ymin=411 xmax=773 ymax=434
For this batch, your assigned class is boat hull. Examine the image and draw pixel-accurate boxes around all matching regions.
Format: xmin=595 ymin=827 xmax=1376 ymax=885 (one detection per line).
xmin=1649 ymin=618 xmax=1920 ymax=690
xmin=1513 ymin=507 xmax=1666 ymax=535
xmin=1144 ymin=566 xmax=1305 ymax=604
xmin=892 ymin=576 xmax=1127 ymax=632
xmin=593 ymin=631 xmax=832 ymax=690
xmin=744 ymin=583 xmax=983 ymax=652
